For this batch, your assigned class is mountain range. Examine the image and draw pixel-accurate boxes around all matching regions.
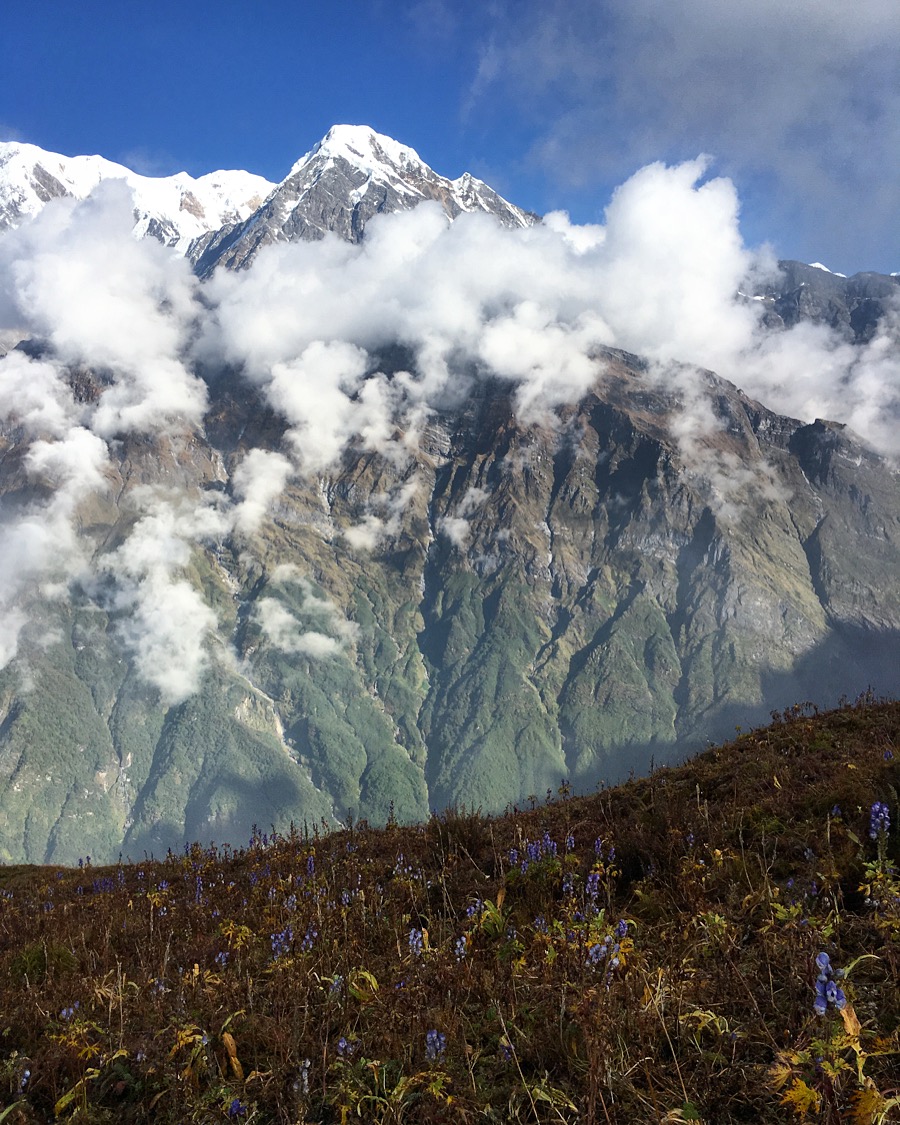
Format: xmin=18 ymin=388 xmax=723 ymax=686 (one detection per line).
xmin=0 ymin=125 xmax=897 ymax=864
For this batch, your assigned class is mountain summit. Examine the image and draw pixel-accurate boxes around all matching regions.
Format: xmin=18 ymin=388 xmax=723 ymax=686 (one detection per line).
xmin=0 ymin=126 xmax=534 ymax=276
xmin=188 ymin=124 xmax=535 ymax=275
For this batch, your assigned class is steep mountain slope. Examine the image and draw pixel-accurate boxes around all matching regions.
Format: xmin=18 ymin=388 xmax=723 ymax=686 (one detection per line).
xmin=0 ymin=127 xmax=897 ymax=866
xmin=0 ymin=345 xmax=897 ymax=865
xmin=188 ymin=125 xmax=535 ymax=275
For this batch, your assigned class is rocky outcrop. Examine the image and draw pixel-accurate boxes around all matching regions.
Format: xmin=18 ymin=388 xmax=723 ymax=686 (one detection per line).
xmin=756 ymin=261 xmax=900 ymax=342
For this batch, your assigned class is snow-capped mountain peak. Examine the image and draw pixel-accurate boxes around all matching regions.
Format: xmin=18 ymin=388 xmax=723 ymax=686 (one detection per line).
xmin=0 ymin=126 xmax=535 ymax=276
xmin=189 ymin=124 xmax=536 ymax=274
xmin=292 ymin=124 xmax=428 ymax=182
xmin=0 ymin=139 xmax=275 ymax=249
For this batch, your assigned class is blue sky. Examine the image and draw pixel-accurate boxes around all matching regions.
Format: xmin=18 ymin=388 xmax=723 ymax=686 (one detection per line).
xmin=4 ymin=0 xmax=899 ymax=273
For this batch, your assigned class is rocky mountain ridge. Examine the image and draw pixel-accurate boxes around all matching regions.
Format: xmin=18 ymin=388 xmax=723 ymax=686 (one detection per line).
xmin=0 ymin=139 xmax=274 ymax=251
xmin=756 ymin=260 xmax=900 ymax=342
xmin=190 ymin=124 xmax=535 ymax=275
xmin=0 ymin=126 xmax=897 ymax=865
xmin=0 ymin=126 xmax=533 ymax=271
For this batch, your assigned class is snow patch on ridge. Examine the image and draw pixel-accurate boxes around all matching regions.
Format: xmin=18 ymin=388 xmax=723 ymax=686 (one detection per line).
xmin=809 ymin=261 xmax=847 ymax=278
xmin=0 ymin=140 xmax=275 ymax=245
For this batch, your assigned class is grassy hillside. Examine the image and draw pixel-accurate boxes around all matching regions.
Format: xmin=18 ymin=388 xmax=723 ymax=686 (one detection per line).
xmin=1 ymin=695 xmax=898 ymax=1123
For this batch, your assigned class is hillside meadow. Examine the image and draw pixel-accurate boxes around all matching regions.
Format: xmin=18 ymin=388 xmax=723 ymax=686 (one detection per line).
xmin=1 ymin=695 xmax=898 ymax=1123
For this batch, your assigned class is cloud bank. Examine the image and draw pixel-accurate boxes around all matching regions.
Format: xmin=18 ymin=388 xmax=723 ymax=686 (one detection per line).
xmin=0 ymin=157 xmax=897 ymax=699
xmin=460 ymin=0 xmax=900 ymax=273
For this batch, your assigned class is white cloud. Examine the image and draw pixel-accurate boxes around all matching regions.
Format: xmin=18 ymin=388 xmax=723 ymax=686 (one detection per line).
xmin=231 ymin=447 xmax=293 ymax=535
xmin=437 ymin=486 xmax=491 ymax=548
xmin=255 ymin=567 xmax=358 ymax=658
xmin=0 ymin=350 xmax=79 ymax=437
xmin=464 ymin=0 xmax=900 ymax=271
xmin=97 ymin=492 xmax=228 ymax=705
xmin=0 ymin=419 xmax=110 ymax=670
xmin=255 ymin=598 xmax=343 ymax=658
xmin=204 ymin=160 xmax=899 ymax=482
xmin=269 ymin=341 xmax=376 ymax=472
xmin=0 ymin=181 xmax=207 ymax=436
xmin=343 ymin=477 xmax=421 ymax=552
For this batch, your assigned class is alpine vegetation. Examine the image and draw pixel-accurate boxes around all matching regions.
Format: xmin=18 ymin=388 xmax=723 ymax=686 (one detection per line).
xmin=0 ymin=697 xmax=898 ymax=1121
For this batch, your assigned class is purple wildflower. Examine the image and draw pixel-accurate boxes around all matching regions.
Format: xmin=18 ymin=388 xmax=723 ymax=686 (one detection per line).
xmin=425 ymin=1029 xmax=446 ymax=1060
xmin=870 ymin=801 xmax=891 ymax=840
xmin=585 ymin=871 xmax=601 ymax=902
xmin=814 ymin=951 xmax=846 ymax=1016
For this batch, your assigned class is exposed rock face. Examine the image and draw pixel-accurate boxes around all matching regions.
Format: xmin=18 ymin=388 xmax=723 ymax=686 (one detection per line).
xmin=0 ymin=347 xmax=897 ymax=864
xmin=188 ymin=125 xmax=535 ymax=276
xmin=0 ymin=126 xmax=898 ymax=865
xmin=755 ymin=261 xmax=900 ymax=341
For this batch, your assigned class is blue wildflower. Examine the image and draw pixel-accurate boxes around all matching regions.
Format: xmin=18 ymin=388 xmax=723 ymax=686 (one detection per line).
xmin=585 ymin=872 xmax=601 ymax=903
xmin=270 ymin=925 xmax=293 ymax=959
xmin=587 ymin=937 xmax=611 ymax=965
xmin=425 ymin=1029 xmax=447 ymax=1060
xmin=228 ymin=1096 xmax=246 ymax=1118
xmin=870 ymin=801 xmax=891 ymax=840
xmin=814 ymin=951 xmax=847 ymax=1016
xmin=408 ymin=928 xmax=424 ymax=957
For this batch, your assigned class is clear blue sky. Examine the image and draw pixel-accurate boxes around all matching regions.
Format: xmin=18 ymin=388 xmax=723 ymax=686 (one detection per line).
xmin=4 ymin=0 xmax=898 ymax=274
